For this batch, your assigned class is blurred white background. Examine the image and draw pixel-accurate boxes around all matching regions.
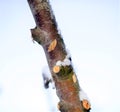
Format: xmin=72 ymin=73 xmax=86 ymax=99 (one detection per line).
xmin=0 ymin=0 xmax=120 ymax=112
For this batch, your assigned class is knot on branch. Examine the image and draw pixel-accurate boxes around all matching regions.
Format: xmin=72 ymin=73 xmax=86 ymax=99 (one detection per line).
xmin=31 ymin=26 xmax=50 ymax=44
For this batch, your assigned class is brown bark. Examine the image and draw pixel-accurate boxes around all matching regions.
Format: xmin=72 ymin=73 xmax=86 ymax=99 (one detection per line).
xmin=27 ymin=0 xmax=90 ymax=112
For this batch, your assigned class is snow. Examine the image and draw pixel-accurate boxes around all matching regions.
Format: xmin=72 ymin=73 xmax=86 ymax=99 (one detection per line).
xmin=79 ymin=89 xmax=91 ymax=104
xmin=56 ymin=54 xmax=71 ymax=67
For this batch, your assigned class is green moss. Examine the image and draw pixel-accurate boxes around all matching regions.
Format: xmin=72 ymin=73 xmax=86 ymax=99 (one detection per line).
xmin=56 ymin=65 xmax=73 ymax=80
xmin=56 ymin=65 xmax=80 ymax=91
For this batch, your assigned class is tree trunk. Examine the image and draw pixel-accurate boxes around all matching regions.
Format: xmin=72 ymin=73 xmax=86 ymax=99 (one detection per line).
xmin=27 ymin=0 xmax=90 ymax=112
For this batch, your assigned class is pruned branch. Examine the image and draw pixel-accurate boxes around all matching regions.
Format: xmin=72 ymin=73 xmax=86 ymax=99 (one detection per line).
xmin=27 ymin=0 xmax=91 ymax=112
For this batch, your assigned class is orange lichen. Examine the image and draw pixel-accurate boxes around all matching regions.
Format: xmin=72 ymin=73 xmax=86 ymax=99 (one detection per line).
xmin=82 ymin=99 xmax=91 ymax=110
xmin=53 ymin=65 xmax=60 ymax=73
xmin=48 ymin=39 xmax=57 ymax=52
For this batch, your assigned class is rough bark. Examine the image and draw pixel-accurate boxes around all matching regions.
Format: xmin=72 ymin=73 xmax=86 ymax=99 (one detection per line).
xmin=27 ymin=0 xmax=90 ymax=112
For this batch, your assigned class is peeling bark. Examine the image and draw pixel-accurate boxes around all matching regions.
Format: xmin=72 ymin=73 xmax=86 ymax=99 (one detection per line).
xmin=27 ymin=0 xmax=91 ymax=112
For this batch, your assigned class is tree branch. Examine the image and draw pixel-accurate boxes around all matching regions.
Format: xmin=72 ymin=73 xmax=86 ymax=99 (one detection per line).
xmin=27 ymin=0 xmax=91 ymax=112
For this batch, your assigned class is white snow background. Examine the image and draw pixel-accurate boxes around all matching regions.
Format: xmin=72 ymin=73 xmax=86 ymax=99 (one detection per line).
xmin=0 ymin=0 xmax=120 ymax=112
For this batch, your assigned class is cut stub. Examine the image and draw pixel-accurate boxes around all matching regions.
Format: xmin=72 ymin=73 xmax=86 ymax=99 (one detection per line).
xmin=48 ymin=39 xmax=57 ymax=52
xmin=72 ymin=74 xmax=77 ymax=83
xmin=81 ymin=99 xmax=91 ymax=111
xmin=53 ymin=65 xmax=60 ymax=73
